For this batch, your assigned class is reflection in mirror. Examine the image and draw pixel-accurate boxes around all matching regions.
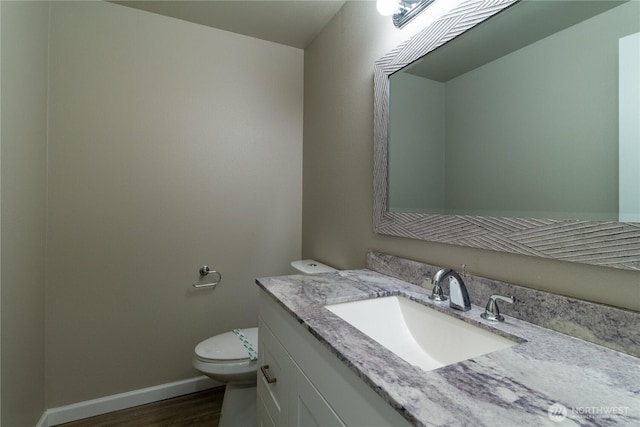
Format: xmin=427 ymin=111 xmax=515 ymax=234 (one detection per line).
xmin=373 ymin=0 xmax=640 ymax=270
xmin=387 ymin=0 xmax=639 ymax=222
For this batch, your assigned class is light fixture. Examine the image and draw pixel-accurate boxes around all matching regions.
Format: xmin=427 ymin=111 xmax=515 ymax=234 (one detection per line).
xmin=377 ymin=0 xmax=453 ymax=29
xmin=377 ymin=0 xmax=436 ymax=28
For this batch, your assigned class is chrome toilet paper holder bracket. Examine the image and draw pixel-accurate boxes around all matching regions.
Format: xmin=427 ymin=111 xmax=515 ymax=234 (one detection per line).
xmin=192 ymin=266 xmax=222 ymax=289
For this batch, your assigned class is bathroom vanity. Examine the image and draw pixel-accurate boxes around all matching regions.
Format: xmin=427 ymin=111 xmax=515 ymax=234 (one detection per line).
xmin=256 ymin=253 xmax=640 ymax=426
xmin=257 ymin=287 xmax=410 ymax=427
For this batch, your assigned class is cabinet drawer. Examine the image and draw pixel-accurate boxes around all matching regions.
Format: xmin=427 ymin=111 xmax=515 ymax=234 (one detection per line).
xmin=258 ymin=318 xmax=291 ymax=426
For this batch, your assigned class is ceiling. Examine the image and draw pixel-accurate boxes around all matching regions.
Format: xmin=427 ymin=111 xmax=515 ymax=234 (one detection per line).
xmin=111 ymin=0 xmax=347 ymax=49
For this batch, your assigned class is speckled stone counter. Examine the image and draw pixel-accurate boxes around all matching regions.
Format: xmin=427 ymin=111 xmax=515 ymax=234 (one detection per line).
xmin=256 ymin=269 xmax=640 ymax=427
xmin=366 ymin=252 xmax=640 ymax=358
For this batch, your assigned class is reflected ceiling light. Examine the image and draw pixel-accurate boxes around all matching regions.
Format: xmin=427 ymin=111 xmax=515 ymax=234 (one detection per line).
xmin=376 ymin=0 xmax=401 ymax=16
xmin=377 ymin=0 xmax=464 ymax=29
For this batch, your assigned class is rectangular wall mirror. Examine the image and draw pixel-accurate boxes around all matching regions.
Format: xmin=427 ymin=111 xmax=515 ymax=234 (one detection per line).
xmin=373 ymin=0 xmax=640 ymax=271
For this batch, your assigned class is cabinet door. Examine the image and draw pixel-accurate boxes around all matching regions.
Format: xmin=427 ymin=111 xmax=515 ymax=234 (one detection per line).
xmin=292 ymin=365 xmax=346 ymax=427
xmin=257 ymin=319 xmax=291 ymax=427
xmin=257 ymin=391 xmax=277 ymax=427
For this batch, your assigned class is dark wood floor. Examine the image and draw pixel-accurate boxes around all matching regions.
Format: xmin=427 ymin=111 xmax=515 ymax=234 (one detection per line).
xmin=57 ymin=387 xmax=225 ymax=426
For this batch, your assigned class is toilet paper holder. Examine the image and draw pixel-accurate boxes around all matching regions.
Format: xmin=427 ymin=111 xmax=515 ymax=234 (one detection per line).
xmin=192 ymin=266 xmax=222 ymax=289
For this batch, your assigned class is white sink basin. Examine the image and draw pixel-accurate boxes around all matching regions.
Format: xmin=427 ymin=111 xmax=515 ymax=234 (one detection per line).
xmin=325 ymin=295 xmax=518 ymax=372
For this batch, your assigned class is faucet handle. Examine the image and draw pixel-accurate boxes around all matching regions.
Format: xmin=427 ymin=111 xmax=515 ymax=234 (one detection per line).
xmin=481 ymin=294 xmax=516 ymax=322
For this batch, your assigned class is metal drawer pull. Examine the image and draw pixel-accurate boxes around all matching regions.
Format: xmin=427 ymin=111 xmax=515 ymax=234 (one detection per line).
xmin=192 ymin=266 xmax=222 ymax=289
xmin=260 ymin=365 xmax=277 ymax=383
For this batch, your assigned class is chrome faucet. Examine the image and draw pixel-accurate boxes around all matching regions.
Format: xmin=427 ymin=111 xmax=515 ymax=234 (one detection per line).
xmin=428 ymin=268 xmax=471 ymax=311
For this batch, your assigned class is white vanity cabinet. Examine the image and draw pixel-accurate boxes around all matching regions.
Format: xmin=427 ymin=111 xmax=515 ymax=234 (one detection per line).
xmin=257 ymin=290 xmax=411 ymax=427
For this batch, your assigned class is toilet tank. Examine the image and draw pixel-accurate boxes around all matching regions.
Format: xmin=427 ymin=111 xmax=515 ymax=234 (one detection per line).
xmin=290 ymin=259 xmax=337 ymax=274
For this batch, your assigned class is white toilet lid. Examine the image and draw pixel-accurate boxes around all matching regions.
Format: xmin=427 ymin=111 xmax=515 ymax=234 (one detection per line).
xmin=195 ymin=327 xmax=258 ymax=362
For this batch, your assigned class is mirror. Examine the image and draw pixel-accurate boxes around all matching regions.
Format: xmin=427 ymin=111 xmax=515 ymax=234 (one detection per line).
xmin=373 ymin=0 xmax=640 ymax=271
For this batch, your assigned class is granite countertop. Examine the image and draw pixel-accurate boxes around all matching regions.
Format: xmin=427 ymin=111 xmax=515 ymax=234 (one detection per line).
xmin=256 ymin=269 xmax=640 ymax=427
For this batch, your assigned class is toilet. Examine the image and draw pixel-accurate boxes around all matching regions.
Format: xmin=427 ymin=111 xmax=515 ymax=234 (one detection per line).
xmin=192 ymin=259 xmax=337 ymax=427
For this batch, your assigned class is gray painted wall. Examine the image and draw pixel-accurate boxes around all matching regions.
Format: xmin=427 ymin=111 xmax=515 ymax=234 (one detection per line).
xmin=1 ymin=1 xmax=49 ymax=425
xmin=2 ymin=0 xmax=303 ymax=415
xmin=45 ymin=1 xmax=302 ymax=407
xmin=302 ymin=1 xmax=639 ymax=311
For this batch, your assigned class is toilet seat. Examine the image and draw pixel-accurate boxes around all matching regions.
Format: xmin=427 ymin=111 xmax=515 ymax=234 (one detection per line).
xmin=193 ymin=327 xmax=259 ymax=384
xmin=194 ymin=327 xmax=258 ymax=363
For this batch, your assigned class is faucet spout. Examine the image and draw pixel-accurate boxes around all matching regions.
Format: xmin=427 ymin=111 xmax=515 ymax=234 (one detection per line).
xmin=431 ymin=268 xmax=471 ymax=311
xmin=428 ymin=269 xmax=449 ymax=302
xmin=448 ymin=270 xmax=471 ymax=311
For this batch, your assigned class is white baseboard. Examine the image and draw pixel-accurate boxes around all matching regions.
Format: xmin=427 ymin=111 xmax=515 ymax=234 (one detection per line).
xmin=40 ymin=376 xmax=221 ymax=427
xmin=35 ymin=412 xmax=49 ymax=427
